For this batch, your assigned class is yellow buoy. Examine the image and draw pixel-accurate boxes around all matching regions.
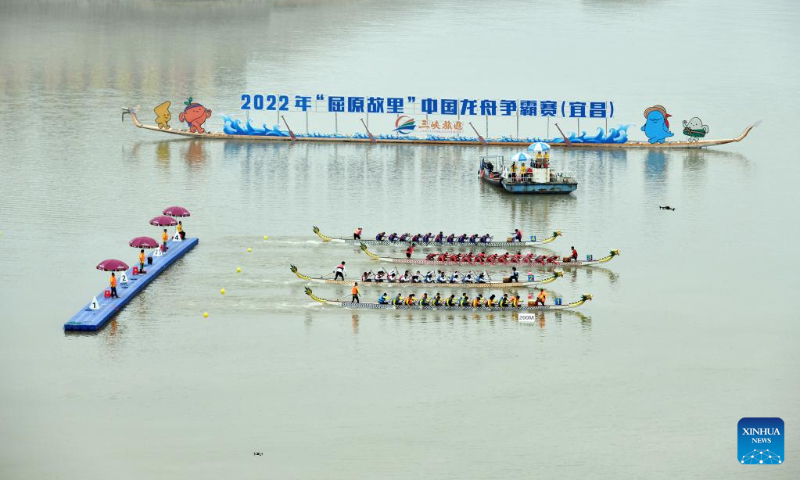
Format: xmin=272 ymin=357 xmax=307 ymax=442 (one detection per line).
xmin=247 ymin=247 xmax=252 ymax=252
xmin=203 ymin=312 xmax=209 ymax=318
xmin=263 ymin=235 xmax=269 ymax=240
xmin=220 ymin=288 xmax=226 ymax=295
xmin=236 ymin=267 xmax=241 ymax=273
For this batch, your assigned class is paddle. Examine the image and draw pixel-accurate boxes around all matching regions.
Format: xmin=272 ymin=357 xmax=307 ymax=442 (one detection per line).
xmin=554 ymin=123 xmax=572 ymax=147
xmin=360 ymin=118 xmax=376 ymax=143
xmin=281 ymin=116 xmax=297 ymax=141
xmin=469 ymin=122 xmax=487 ymax=145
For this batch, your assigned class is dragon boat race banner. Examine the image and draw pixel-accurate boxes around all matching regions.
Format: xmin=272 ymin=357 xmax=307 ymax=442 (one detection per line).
xmin=232 ymin=92 xmax=622 ymax=143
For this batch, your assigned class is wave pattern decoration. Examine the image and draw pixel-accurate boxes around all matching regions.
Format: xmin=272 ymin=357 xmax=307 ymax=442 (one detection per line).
xmin=221 ymin=115 xmax=289 ymax=137
xmin=542 ymin=125 xmax=632 ymax=144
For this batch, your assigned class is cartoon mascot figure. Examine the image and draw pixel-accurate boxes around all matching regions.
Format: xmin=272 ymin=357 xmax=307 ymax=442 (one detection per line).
xmin=179 ymin=97 xmax=212 ymax=134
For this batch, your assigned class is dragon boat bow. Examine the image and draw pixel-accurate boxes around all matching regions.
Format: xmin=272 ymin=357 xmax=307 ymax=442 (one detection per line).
xmin=290 ymin=265 xmax=562 ymax=288
xmin=305 ymin=287 xmax=592 ymax=311
xmin=360 ymin=243 xmax=620 ymax=267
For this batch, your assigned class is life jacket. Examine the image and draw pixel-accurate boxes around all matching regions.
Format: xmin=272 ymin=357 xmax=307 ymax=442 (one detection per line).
xmin=538 ymin=291 xmax=547 ymax=302
xmin=486 ymin=299 xmax=494 ymax=307
xmin=499 ymin=298 xmax=508 ymax=307
xmin=392 ymin=296 xmax=402 ymax=305
xmin=110 ymin=276 xmax=117 ymax=287
xmin=162 ymin=232 xmax=168 ymax=242
xmin=472 ymin=298 xmax=481 ymax=308
xmin=378 ymin=296 xmax=387 ymax=304
xmin=139 ymin=252 xmax=145 ymax=263
xmin=571 ymin=249 xmax=578 ymax=259
xmin=460 ymin=297 xmax=469 ymax=306
xmin=420 ymin=297 xmax=428 ymax=306
xmin=511 ymin=297 xmax=519 ymax=307
xmin=406 ymin=247 xmax=413 ymax=255
xmin=405 ymin=297 xmax=414 ymax=305
xmin=445 ymin=297 xmax=454 ymax=306
xmin=177 ymin=224 xmax=182 ymax=232
xmin=351 ymin=286 xmax=359 ymax=295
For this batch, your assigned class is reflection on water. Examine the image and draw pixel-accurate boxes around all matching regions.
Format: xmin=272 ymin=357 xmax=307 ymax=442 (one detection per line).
xmin=644 ymin=150 xmax=668 ymax=186
xmin=156 ymin=141 xmax=170 ymax=163
xmin=183 ymin=140 xmax=207 ymax=165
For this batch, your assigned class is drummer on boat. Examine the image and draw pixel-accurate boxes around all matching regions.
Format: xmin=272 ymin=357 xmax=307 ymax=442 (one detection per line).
xmin=405 ymin=244 xmax=415 ymax=259
xmin=353 ymin=227 xmax=363 ymax=240
xmin=563 ymin=246 xmax=578 ymax=263
xmin=533 ymin=289 xmax=547 ymax=306
xmin=508 ymin=267 xmax=519 ymax=283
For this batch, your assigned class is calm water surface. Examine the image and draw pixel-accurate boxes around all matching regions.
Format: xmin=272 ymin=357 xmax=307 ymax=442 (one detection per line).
xmin=1 ymin=0 xmax=799 ymax=478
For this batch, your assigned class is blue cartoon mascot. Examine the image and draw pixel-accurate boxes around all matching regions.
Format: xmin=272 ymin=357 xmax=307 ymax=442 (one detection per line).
xmin=641 ymin=105 xmax=674 ymax=144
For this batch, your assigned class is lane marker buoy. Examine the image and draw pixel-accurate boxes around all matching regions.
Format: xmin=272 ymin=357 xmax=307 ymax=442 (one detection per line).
xmin=236 ymin=267 xmax=241 ymax=273
xmin=203 ymin=312 xmax=209 ymax=318
xmin=220 ymin=288 xmax=226 ymax=295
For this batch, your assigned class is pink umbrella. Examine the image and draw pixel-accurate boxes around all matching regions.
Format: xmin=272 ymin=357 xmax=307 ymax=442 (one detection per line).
xmin=96 ymin=259 xmax=129 ymax=271
xmin=163 ymin=206 xmax=190 ymax=217
xmin=150 ymin=215 xmax=177 ymax=227
xmin=129 ymin=236 xmax=159 ymax=248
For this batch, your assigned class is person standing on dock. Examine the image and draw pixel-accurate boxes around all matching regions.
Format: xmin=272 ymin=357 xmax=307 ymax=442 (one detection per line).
xmin=138 ymin=249 xmax=146 ymax=274
xmin=510 ymin=161 xmax=518 ymax=181
xmin=353 ymin=227 xmax=362 ymax=240
xmin=162 ymin=229 xmax=169 ymax=253
xmin=110 ymin=273 xmax=119 ymax=298
xmin=334 ymin=261 xmax=347 ymax=281
xmin=177 ymin=221 xmax=185 ymax=240
xmin=351 ymin=282 xmax=360 ymax=303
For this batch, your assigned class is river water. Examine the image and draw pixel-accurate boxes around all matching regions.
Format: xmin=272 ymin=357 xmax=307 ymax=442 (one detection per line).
xmin=1 ymin=0 xmax=798 ymax=478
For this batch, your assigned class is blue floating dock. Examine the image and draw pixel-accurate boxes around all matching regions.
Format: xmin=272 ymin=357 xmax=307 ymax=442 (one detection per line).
xmin=64 ymin=237 xmax=199 ymax=332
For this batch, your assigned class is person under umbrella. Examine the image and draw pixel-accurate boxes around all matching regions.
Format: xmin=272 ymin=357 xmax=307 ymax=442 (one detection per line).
xmin=96 ymin=259 xmax=129 ymax=300
xmin=150 ymin=216 xmax=177 ymax=253
xmin=129 ymin=236 xmax=158 ymax=274
xmin=163 ymin=206 xmax=190 ymax=239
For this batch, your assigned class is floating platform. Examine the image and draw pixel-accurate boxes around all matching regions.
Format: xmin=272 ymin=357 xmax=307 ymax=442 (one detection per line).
xmin=64 ymin=237 xmax=199 ymax=332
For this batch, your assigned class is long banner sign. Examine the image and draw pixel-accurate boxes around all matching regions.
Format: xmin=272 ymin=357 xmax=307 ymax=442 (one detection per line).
xmin=240 ymin=94 xmax=615 ymax=119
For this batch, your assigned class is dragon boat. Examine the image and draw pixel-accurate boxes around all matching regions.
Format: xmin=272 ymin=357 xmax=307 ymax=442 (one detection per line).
xmin=305 ymin=287 xmax=592 ymax=311
xmin=360 ymin=243 xmax=620 ymax=267
xmin=313 ymin=226 xmax=561 ymax=247
xmin=124 ymin=109 xmax=753 ymax=150
xmin=290 ymin=265 xmax=562 ymax=288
